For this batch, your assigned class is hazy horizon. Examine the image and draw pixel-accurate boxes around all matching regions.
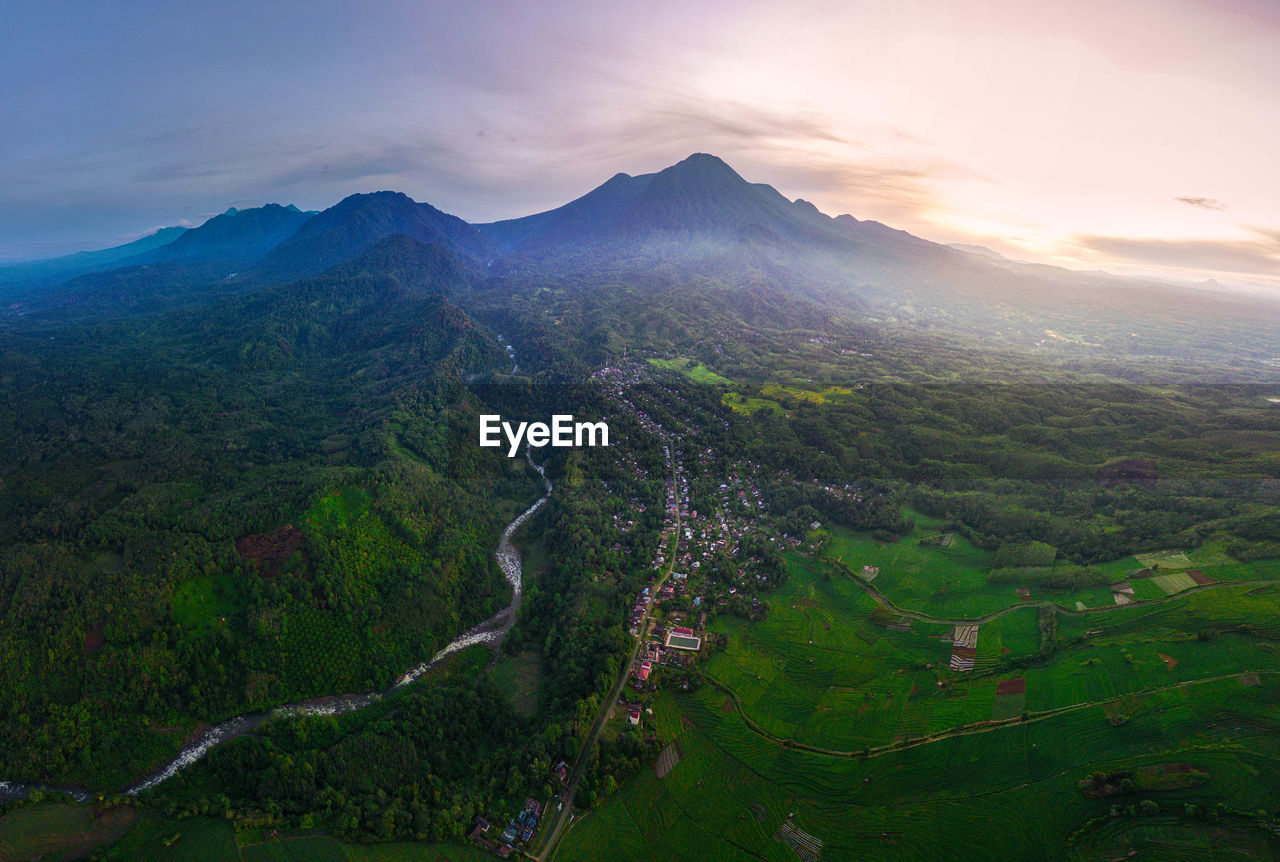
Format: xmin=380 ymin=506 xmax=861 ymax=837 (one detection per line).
xmin=3 ymin=0 xmax=1278 ymax=292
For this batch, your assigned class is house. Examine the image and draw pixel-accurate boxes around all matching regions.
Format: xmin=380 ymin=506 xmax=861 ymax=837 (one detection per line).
xmin=470 ymin=816 xmax=493 ymax=847
xmin=555 ymin=761 xmax=569 ymax=783
xmin=628 ymin=710 xmax=641 ymax=725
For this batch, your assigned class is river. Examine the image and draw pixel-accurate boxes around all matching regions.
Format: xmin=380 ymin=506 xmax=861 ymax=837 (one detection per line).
xmin=0 ymin=452 xmax=552 ymax=804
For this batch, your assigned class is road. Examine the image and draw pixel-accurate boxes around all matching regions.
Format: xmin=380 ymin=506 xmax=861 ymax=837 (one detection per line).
xmin=532 ymin=436 xmax=679 ymax=861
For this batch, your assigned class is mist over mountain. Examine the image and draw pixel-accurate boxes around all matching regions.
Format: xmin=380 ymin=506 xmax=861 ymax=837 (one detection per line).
xmin=5 ymin=153 xmax=1279 ymax=367
xmin=251 ymin=191 xmax=492 ymax=284
xmin=146 ymin=203 xmax=314 ymax=264
xmin=477 ymin=153 xmax=944 ymax=261
xmin=0 ymin=226 xmax=188 ymax=295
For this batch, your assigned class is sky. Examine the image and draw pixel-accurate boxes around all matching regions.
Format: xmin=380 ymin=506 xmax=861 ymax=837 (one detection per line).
xmin=2 ymin=0 xmax=1278 ymax=290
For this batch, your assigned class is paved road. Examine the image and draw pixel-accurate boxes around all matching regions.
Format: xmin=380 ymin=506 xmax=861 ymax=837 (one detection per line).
xmin=533 ymin=436 xmax=679 ymax=861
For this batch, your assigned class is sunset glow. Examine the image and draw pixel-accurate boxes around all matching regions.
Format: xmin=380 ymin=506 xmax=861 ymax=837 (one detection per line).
xmin=3 ymin=0 xmax=1277 ymax=289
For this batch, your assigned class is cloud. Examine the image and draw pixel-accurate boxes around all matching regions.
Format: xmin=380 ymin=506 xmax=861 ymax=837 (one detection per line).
xmin=1075 ymin=231 xmax=1280 ymax=276
xmin=1175 ymin=195 xmax=1226 ymax=210
xmin=761 ymin=160 xmax=940 ymax=223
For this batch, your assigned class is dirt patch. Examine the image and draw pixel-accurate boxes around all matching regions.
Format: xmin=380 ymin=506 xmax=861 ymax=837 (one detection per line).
xmin=1097 ymin=458 xmax=1158 ymax=488
xmin=1158 ymin=653 xmax=1178 ymax=670
xmin=750 ymin=802 xmax=768 ymax=822
xmin=1135 ymin=762 xmax=1210 ymax=790
xmin=722 ymin=697 xmax=735 ymax=714
xmin=996 ymin=677 xmax=1027 ymax=696
xmin=236 ymin=524 xmax=307 ymax=576
xmin=1238 ymin=673 xmax=1262 ymax=686
xmin=82 ymin=621 xmax=106 ymax=657
xmin=654 ymin=740 xmax=684 ymax=779
xmin=1188 ymin=569 xmax=1214 ymax=586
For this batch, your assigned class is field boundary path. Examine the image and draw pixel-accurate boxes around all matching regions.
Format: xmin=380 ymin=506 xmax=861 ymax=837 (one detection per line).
xmin=701 ymin=669 xmax=1280 ymax=763
xmin=829 ymin=558 xmax=1280 ymax=626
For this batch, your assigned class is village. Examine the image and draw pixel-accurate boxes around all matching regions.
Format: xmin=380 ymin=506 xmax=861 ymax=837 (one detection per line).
xmin=464 ymin=362 xmax=808 ymax=858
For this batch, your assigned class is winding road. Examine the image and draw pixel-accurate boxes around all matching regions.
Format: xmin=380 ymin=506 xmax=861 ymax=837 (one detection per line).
xmin=532 ymin=434 xmax=679 ymax=862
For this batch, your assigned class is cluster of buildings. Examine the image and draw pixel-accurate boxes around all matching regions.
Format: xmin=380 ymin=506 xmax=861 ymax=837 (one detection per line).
xmin=471 ymin=797 xmax=543 ymax=857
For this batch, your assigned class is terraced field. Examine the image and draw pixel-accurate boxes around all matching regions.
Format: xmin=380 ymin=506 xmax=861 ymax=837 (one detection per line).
xmin=559 ymin=539 xmax=1280 ymax=860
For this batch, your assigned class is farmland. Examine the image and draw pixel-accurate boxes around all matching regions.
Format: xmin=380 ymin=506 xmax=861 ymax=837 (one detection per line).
xmin=822 ymin=520 xmax=1279 ymax=620
xmin=94 ymin=810 xmax=497 ymax=861
xmin=0 ymin=802 xmax=137 ymax=860
xmin=556 ymin=536 xmax=1280 ymax=860
xmin=647 ymin=357 xmax=733 ymax=384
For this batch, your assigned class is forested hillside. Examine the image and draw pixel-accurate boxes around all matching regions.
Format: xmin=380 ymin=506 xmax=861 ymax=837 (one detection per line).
xmin=0 ymin=240 xmax=529 ymax=789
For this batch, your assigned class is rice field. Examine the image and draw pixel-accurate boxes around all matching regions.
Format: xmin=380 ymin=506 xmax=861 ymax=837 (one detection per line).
xmin=561 ymin=536 xmax=1280 ymax=860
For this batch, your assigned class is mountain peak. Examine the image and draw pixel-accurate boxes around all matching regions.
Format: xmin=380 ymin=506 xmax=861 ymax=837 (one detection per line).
xmin=676 ymin=152 xmax=730 ymax=167
xmin=664 ymin=152 xmax=740 ymax=179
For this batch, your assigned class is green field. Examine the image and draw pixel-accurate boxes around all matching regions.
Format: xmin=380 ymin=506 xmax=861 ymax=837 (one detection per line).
xmin=0 ymin=803 xmax=137 ymax=861
xmin=558 ymin=540 xmax=1280 ymax=860
xmin=489 ymin=650 xmax=542 ymax=716
xmin=823 ymin=522 xmax=1279 ymax=619
xmin=100 ymin=812 xmax=497 ymax=860
xmin=722 ymin=391 xmax=784 ymax=413
xmin=647 ymin=357 xmax=732 ymax=384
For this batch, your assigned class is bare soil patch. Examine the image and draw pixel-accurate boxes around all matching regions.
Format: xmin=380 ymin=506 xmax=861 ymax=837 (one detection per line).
xmin=236 ymin=524 xmax=307 ymax=576
xmin=996 ymin=677 xmax=1027 ymax=696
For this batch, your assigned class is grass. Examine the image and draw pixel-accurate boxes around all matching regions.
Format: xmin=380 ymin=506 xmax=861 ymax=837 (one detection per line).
xmin=306 ymin=487 xmax=373 ymax=531
xmin=489 ymin=650 xmax=542 ymax=717
xmin=104 ymin=812 xmax=495 ymax=861
xmin=647 ymin=357 xmax=732 ymax=384
xmin=561 ymin=533 xmax=1280 ymax=860
xmin=342 ymin=843 xmax=495 ymax=861
xmin=105 ymin=812 xmax=238 ymax=861
xmin=759 ymin=383 xmax=856 ymax=404
xmin=822 ymin=521 xmax=1280 ymax=620
xmin=0 ymin=803 xmax=137 ymax=861
xmin=721 ymin=391 xmax=783 ymax=414
xmin=1136 ymin=550 xmax=1195 ymax=570
xmin=172 ymin=569 xmax=244 ymax=634
xmin=240 ymin=836 xmax=348 ymax=862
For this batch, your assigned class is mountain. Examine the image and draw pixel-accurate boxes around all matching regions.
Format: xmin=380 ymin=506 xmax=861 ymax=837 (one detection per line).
xmin=6 ymin=152 xmax=1278 ymax=366
xmin=478 ymin=153 xmax=955 ymax=259
xmin=0 ymin=204 xmax=313 ymax=300
xmin=206 ymin=234 xmax=500 ymax=372
xmin=252 ymin=191 xmax=492 ymax=284
xmin=145 ymin=203 xmax=314 ymax=264
xmin=949 ymin=242 xmax=1009 ymax=260
xmin=479 ymin=153 xmax=852 ymax=254
xmin=318 ymin=232 xmax=480 ymax=298
xmin=0 ymin=226 xmax=188 ymax=296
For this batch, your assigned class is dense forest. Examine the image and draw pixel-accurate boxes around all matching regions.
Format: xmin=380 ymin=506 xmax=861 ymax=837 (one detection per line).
xmin=1 ymin=169 xmax=1278 ymax=854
